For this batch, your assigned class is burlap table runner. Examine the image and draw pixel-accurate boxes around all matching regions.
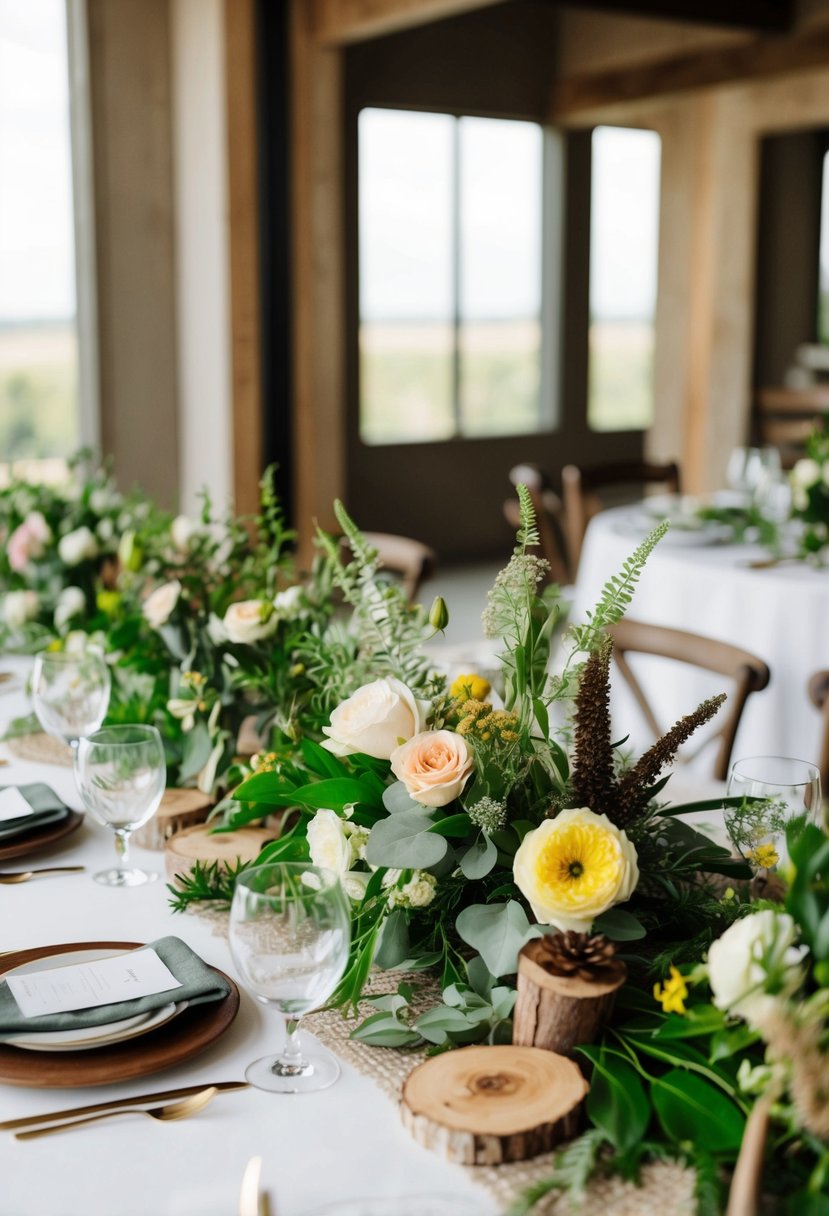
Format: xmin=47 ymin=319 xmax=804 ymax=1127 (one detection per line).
xmin=5 ymin=732 xmax=73 ymax=766
xmin=197 ymin=907 xmax=694 ymax=1213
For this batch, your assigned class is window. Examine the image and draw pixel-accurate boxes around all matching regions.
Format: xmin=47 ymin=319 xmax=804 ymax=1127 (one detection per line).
xmin=358 ymin=108 xmax=548 ymax=445
xmin=588 ymin=126 xmax=661 ymax=433
xmin=0 ymin=0 xmax=79 ymax=472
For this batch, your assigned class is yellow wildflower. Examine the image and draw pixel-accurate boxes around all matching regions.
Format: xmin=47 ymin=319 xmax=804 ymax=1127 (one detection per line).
xmin=182 ymin=670 xmax=206 ymax=689
xmin=450 ymin=674 xmax=492 ymax=703
xmin=653 ymin=966 xmax=688 ymax=1015
xmin=748 ymin=842 xmax=779 ymax=870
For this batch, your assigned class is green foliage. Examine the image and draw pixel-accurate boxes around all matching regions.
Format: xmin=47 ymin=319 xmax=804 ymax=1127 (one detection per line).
xmin=569 ymin=520 xmax=670 ymax=653
xmin=165 ymin=858 xmax=248 ymax=912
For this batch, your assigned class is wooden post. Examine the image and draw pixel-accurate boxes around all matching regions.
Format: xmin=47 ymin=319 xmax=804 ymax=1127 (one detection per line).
xmin=512 ymin=938 xmax=626 ymax=1057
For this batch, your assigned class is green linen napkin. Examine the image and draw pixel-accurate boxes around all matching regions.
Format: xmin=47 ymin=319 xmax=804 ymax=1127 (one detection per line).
xmin=0 ymin=784 xmax=70 ymax=841
xmin=0 ymin=936 xmax=231 ymax=1039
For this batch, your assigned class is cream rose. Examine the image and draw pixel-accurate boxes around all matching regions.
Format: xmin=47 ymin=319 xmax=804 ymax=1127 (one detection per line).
xmin=58 ymin=526 xmax=98 ymax=567
xmin=513 ymin=808 xmax=639 ymax=933
xmin=322 ymin=677 xmax=424 ymax=760
xmin=223 ymin=599 xmax=277 ymax=645
xmin=3 ymin=590 xmax=38 ymax=629
xmin=390 ymin=729 xmax=474 ymax=808
xmin=307 ymin=808 xmax=353 ymax=875
xmin=707 ymin=909 xmax=806 ymax=1031
xmin=171 ymin=514 xmax=197 ymax=551
xmin=142 ymin=579 xmax=182 ymax=629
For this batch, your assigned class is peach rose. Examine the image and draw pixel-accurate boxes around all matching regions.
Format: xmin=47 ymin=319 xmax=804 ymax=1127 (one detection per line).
xmin=390 ymin=729 xmax=474 ymax=808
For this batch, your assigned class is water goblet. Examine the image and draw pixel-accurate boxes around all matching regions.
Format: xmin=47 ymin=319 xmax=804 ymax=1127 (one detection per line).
xmin=74 ymin=724 xmax=166 ymax=886
xmin=32 ymin=650 xmax=111 ymax=749
xmin=229 ymin=862 xmax=351 ymax=1094
xmin=726 ymin=755 xmax=822 ymax=871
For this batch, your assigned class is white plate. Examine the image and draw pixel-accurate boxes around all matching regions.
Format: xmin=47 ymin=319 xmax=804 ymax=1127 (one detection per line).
xmin=3 ymin=948 xmax=187 ymax=1052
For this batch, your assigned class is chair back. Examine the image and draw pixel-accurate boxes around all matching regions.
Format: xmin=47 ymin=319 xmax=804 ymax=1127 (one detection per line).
xmin=562 ymin=460 xmax=680 ymax=577
xmin=502 ymin=463 xmax=571 ymax=586
xmin=808 ymin=670 xmax=829 ymax=796
xmin=358 ymin=532 xmax=437 ymax=602
xmin=607 ymin=618 xmax=770 ymax=781
xmin=755 ymin=387 xmax=829 ymax=468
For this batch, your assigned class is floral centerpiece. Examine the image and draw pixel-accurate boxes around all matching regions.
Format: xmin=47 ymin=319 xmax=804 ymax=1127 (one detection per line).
xmin=790 ymin=418 xmax=829 ymax=559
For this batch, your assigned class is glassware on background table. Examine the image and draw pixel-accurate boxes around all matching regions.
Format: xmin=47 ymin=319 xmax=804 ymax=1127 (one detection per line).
xmin=31 ymin=650 xmax=111 ymax=748
xmin=229 ymin=862 xmax=351 ymax=1094
xmin=74 ymin=724 xmax=166 ymax=886
xmin=725 ymin=446 xmax=782 ymax=504
xmin=725 ymin=755 xmax=822 ymax=870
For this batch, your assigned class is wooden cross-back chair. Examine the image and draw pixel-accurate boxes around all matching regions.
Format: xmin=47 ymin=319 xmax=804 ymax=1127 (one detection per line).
xmin=562 ymin=459 xmax=681 ymax=578
xmin=808 ymin=670 xmax=829 ymax=796
xmin=502 ymin=463 xmax=572 ymax=586
xmin=755 ymin=387 xmax=829 ymax=469
xmin=607 ymin=619 xmax=771 ymax=781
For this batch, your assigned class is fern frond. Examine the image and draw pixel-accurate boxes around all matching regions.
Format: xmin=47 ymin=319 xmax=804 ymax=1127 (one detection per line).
xmin=515 ymin=484 xmax=540 ymax=553
xmin=569 ymin=521 xmax=670 ymax=653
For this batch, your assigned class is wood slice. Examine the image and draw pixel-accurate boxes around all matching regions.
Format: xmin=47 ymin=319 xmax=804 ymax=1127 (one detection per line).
xmin=512 ymin=939 xmax=626 ymax=1057
xmin=400 ymin=1044 xmax=588 ymax=1165
xmin=165 ymin=823 xmax=276 ymax=886
xmin=133 ymin=788 xmax=214 ymax=851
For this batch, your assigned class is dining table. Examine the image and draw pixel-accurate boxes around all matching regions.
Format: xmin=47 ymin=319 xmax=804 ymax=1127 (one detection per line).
xmin=570 ymin=504 xmax=829 ymax=776
xmin=0 ymin=658 xmax=496 ymax=1216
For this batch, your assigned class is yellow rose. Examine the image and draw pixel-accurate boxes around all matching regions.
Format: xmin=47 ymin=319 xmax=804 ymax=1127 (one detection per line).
xmin=513 ymin=808 xmax=639 ymax=933
xmin=390 ymin=729 xmax=474 ymax=808
xmin=450 ymin=673 xmax=492 ymax=702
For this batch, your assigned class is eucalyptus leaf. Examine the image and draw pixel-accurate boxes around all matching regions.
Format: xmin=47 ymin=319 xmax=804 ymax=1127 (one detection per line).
xmin=592 ymin=908 xmax=646 ymax=941
xmin=373 ymin=909 xmax=410 ymax=970
xmin=365 ymin=809 xmax=449 ymax=869
xmin=458 ymin=833 xmax=497 ymax=880
xmin=455 ymin=900 xmax=536 ymax=978
xmin=382 ymin=781 xmax=423 ymax=815
xmin=178 ymin=722 xmax=213 ymax=782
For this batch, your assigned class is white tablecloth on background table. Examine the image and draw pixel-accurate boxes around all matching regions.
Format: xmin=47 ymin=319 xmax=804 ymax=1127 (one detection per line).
xmin=571 ymin=507 xmax=829 ymax=774
xmin=0 ymin=661 xmax=495 ymax=1216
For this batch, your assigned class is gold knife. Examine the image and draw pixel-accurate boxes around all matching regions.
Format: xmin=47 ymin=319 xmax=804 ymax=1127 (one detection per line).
xmin=0 ymin=1080 xmax=248 ymax=1132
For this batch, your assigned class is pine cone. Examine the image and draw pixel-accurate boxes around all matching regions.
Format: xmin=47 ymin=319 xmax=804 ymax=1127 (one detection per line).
xmin=536 ymin=931 xmax=617 ymax=981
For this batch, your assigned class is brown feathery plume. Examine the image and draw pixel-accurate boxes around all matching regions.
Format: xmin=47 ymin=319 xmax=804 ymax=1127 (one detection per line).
xmin=569 ymin=635 xmax=616 ymax=813
xmin=612 ymin=692 xmax=727 ymax=828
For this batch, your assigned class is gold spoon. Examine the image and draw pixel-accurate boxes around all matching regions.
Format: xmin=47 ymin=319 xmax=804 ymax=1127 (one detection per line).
xmin=15 ymin=1087 xmax=218 ymax=1140
xmin=0 ymin=866 xmax=86 ymax=884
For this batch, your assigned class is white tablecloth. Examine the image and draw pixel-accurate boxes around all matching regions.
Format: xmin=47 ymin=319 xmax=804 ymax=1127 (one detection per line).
xmin=0 ymin=661 xmax=494 ymax=1216
xmin=571 ymin=507 xmax=829 ymax=775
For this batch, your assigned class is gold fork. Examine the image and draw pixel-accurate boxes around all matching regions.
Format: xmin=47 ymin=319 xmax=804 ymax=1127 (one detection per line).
xmin=0 ymin=866 xmax=85 ymax=884
xmin=15 ymin=1086 xmax=217 ymax=1140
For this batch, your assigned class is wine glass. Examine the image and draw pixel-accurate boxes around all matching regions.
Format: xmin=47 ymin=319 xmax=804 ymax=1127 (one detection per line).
xmin=229 ymin=862 xmax=351 ymax=1094
xmin=725 ymin=446 xmax=781 ymax=505
xmin=74 ymin=724 xmax=166 ymax=886
xmin=32 ymin=650 xmax=111 ymax=749
xmin=726 ymin=755 xmax=822 ymax=870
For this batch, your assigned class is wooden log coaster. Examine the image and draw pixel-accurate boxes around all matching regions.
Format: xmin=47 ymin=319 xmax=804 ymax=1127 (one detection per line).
xmin=512 ymin=938 xmax=626 ymax=1057
xmin=400 ymin=1044 xmax=588 ymax=1165
xmin=164 ymin=823 xmax=276 ymax=886
xmin=132 ymin=788 xmax=215 ymax=851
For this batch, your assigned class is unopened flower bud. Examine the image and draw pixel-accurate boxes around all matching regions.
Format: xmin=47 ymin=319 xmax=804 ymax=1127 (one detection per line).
xmin=429 ymin=595 xmax=449 ymax=632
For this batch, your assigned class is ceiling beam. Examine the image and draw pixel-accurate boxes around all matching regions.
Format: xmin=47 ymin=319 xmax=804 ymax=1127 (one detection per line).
xmin=312 ymin=0 xmax=504 ymax=46
xmin=553 ymin=26 xmax=829 ymax=117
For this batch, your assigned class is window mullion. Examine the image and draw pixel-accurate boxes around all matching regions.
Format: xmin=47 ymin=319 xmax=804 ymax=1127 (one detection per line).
xmin=451 ymin=117 xmax=462 ymax=439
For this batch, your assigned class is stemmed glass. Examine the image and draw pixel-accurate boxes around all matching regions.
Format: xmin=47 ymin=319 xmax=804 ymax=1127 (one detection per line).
xmin=229 ymin=862 xmax=351 ymax=1094
xmin=74 ymin=724 xmax=166 ymax=886
xmin=726 ymin=755 xmax=822 ymax=870
xmin=725 ymin=446 xmax=781 ymax=504
xmin=31 ymin=650 xmax=111 ymax=749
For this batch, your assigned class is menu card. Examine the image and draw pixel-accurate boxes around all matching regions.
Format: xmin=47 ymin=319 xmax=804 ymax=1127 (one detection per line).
xmin=0 ymin=788 xmax=35 ymax=822
xmin=6 ymin=948 xmax=183 ymax=1019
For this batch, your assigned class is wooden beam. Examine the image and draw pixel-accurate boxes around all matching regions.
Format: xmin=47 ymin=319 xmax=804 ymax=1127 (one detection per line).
xmin=313 ymin=0 xmax=503 ymax=46
xmin=554 ymin=26 xmax=829 ymax=117
xmin=224 ymin=0 xmax=263 ymax=516
xmin=553 ymin=0 xmax=792 ymax=33
xmin=290 ymin=0 xmax=346 ymax=565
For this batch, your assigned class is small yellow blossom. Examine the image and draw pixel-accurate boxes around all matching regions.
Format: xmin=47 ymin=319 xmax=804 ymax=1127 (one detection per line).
xmin=182 ymin=670 xmax=207 ymax=689
xmin=748 ymin=842 xmax=779 ymax=870
xmin=653 ymin=966 xmax=688 ymax=1015
xmin=252 ymin=751 xmax=279 ymax=773
xmin=450 ymin=673 xmax=491 ymax=702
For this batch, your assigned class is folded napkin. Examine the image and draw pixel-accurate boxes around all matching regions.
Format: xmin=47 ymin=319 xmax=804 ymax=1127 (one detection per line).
xmin=0 ymin=783 xmax=70 ymax=842
xmin=0 ymin=937 xmax=231 ymax=1039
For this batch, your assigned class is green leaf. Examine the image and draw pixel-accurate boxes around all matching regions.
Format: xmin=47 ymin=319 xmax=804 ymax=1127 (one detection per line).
xmin=300 ymin=738 xmax=348 ymax=780
xmin=374 ymin=909 xmax=410 ymax=970
xmin=290 ymin=777 xmax=383 ymax=812
xmin=365 ymin=809 xmax=449 ymax=869
xmin=178 ymin=722 xmax=213 ymax=782
xmin=428 ymin=813 xmax=472 ymax=838
xmin=592 ymin=908 xmax=646 ymax=941
xmin=455 ymin=901 xmax=536 ymax=978
xmin=458 ymin=833 xmax=498 ymax=880
xmin=382 ymin=781 xmax=423 ymax=815
xmin=234 ymin=771 xmax=300 ymax=805
xmin=349 ymin=1011 xmax=421 ymax=1048
xmin=581 ymin=1047 xmax=650 ymax=1153
xmin=651 ymin=1069 xmax=745 ymax=1152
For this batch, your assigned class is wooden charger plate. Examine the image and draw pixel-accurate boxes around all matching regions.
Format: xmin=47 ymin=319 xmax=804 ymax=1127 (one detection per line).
xmin=0 ymin=810 xmax=83 ymax=862
xmin=0 ymin=941 xmax=240 ymax=1088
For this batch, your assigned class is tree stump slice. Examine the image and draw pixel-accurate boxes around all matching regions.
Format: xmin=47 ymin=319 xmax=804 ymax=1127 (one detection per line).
xmin=512 ymin=939 xmax=626 ymax=1057
xmin=165 ymin=823 xmax=276 ymax=886
xmin=400 ymin=1044 xmax=588 ymax=1165
xmin=133 ymin=788 xmax=214 ymax=851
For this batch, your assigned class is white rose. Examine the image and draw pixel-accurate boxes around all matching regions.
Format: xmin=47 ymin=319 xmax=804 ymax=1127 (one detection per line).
xmin=307 ymin=808 xmax=353 ymax=876
xmin=89 ymin=488 xmax=113 ymax=514
xmin=513 ymin=808 xmax=639 ymax=933
xmin=142 ymin=579 xmax=182 ymax=629
xmin=171 ymin=514 xmax=197 ymax=550
xmin=223 ymin=599 xmax=277 ymax=645
xmin=707 ymin=909 xmax=807 ymax=1031
xmin=58 ymin=526 xmax=99 ymax=567
xmin=96 ymin=518 xmax=114 ymax=543
xmin=273 ymin=585 xmax=304 ymax=617
xmin=3 ymin=590 xmax=38 ymax=629
xmin=791 ymin=458 xmax=821 ymax=490
xmin=54 ymin=586 xmax=87 ymax=632
xmin=322 ymin=677 xmax=424 ymax=760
